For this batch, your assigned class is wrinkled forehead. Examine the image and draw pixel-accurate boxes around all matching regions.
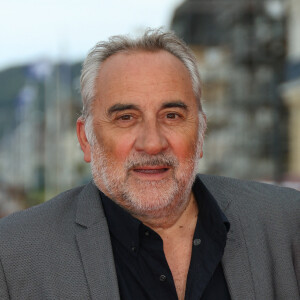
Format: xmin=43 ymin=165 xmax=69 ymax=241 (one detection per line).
xmin=97 ymin=49 xmax=192 ymax=81
xmin=92 ymin=50 xmax=197 ymax=112
xmin=95 ymin=50 xmax=196 ymax=102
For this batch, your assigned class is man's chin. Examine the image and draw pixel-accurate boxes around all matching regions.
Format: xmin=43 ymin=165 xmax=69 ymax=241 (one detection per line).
xmin=120 ymin=181 xmax=181 ymax=217
xmin=92 ymin=171 xmax=194 ymax=219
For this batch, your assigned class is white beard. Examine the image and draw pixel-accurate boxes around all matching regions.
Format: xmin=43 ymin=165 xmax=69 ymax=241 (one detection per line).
xmin=90 ymin=141 xmax=201 ymax=218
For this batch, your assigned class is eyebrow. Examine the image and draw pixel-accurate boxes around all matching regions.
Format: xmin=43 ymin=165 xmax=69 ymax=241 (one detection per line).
xmin=107 ymin=103 xmax=140 ymax=115
xmin=107 ymin=101 xmax=188 ymax=116
xmin=161 ymin=101 xmax=188 ymax=110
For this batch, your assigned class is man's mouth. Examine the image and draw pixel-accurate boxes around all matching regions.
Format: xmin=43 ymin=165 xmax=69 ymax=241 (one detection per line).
xmin=130 ymin=166 xmax=171 ymax=179
xmin=133 ymin=167 xmax=169 ymax=174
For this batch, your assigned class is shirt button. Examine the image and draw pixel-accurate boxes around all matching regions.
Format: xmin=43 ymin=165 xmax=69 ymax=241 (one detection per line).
xmin=131 ymin=246 xmax=137 ymax=252
xmin=159 ymin=275 xmax=166 ymax=282
xmin=193 ymin=238 xmax=201 ymax=246
xmin=145 ymin=231 xmax=150 ymax=236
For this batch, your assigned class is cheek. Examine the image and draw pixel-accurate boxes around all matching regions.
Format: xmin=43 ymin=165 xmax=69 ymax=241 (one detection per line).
xmin=171 ymin=140 xmax=197 ymax=160
xmin=102 ymin=133 xmax=136 ymax=162
xmin=166 ymin=129 xmax=199 ymax=159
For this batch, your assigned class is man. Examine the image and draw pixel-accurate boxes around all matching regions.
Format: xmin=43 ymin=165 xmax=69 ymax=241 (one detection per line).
xmin=0 ymin=29 xmax=299 ymax=300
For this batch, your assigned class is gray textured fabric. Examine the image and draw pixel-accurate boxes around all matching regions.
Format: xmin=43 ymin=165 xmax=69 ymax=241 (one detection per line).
xmin=0 ymin=174 xmax=299 ymax=299
xmin=200 ymin=174 xmax=300 ymax=300
xmin=0 ymin=183 xmax=120 ymax=300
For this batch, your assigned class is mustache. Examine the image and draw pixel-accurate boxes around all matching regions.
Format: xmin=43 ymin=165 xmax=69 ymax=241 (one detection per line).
xmin=125 ymin=153 xmax=178 ymax=169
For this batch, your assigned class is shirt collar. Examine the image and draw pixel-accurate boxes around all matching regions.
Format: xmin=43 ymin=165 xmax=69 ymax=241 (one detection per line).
xmin=100 ymin=190 xmax=142 ymax=254
xmin=193 ymin=176 xmax=230 ymax=240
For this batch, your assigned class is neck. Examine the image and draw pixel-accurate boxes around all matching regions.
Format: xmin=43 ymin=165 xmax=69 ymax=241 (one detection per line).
xmin=140 ymin=192 xmax=198 ymax=300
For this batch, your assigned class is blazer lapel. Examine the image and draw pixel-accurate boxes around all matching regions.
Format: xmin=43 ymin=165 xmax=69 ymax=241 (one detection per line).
xmin=75 ymin=182 xmax=120 ymax=300
xmin=221 ymin=212 xmax=255 ymax=300
xmin=198 ymin=174 xmax=256 ymax=300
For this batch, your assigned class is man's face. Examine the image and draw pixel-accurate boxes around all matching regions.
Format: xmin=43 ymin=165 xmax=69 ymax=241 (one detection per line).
xmin=85 ymin=50 xmax=203 ymax=218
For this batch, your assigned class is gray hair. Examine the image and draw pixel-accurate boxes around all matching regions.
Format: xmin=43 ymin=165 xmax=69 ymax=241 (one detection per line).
xmin=80 ymin=28 xmax=206 ymax=143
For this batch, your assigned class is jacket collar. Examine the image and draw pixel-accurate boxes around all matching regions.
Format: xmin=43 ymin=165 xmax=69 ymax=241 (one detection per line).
xmin=74 ymin=176 xmax=256 ymax=300
xmin=75 ymin=181 xmax=120 ymax=300
xmin=197 ymin=174 xmax=256 ymax=300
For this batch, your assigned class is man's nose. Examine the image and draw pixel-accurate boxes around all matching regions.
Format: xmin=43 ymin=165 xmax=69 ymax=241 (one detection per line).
xmin=134 ymin=121 xmax=168 ymax=155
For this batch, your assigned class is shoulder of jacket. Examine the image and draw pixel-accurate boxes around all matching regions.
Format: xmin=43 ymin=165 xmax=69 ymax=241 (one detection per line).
xmin=197 ymin=173 xmax=300 ymax=217
xmin=0 ymin=184 xmax=87 ymax=237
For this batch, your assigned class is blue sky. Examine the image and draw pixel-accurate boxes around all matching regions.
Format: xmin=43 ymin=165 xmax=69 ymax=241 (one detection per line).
xmin=0 ymin=0 xmax=183 ymax=70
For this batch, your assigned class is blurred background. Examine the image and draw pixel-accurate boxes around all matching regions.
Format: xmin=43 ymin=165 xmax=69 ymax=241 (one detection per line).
xmin=1 ymin=0 xmax=300 ymax=217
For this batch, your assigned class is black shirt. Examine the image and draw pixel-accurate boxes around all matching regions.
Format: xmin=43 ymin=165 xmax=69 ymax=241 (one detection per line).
xmin=101 ymin=176 xmax=231 ymax=299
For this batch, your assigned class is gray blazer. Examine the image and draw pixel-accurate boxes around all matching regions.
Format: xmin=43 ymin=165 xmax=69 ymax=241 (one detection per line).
xmin=0 ymin=174 xmax=299 ymax=299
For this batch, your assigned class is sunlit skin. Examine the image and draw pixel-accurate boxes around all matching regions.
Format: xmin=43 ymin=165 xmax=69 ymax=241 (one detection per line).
xmin=77 ymin=50 xmax=202 ymax=226
xmin=93 ymin=51 xmax=200 ymax=173
xmin=77 ymin=50 xmax=204 ymax=300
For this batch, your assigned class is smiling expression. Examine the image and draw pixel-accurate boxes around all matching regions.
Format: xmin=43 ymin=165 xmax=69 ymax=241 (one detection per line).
xmin=79 ymin=50 xmax=204 ymax=218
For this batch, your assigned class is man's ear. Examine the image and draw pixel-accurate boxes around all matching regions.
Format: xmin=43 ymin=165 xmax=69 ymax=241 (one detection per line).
xmin=198 ymin=112 xmax=206 ymax=159
xmin=199 ymin=149 xmax=203 ymax=159
xmin=76 ymin=118 xmax=91 ymax=163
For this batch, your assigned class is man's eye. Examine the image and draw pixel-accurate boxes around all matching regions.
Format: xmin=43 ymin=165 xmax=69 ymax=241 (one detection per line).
xmin=118 ymin=114 xmax=132 ymax=121
xmin=166 ymin=113 xmax=179 ymax=119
